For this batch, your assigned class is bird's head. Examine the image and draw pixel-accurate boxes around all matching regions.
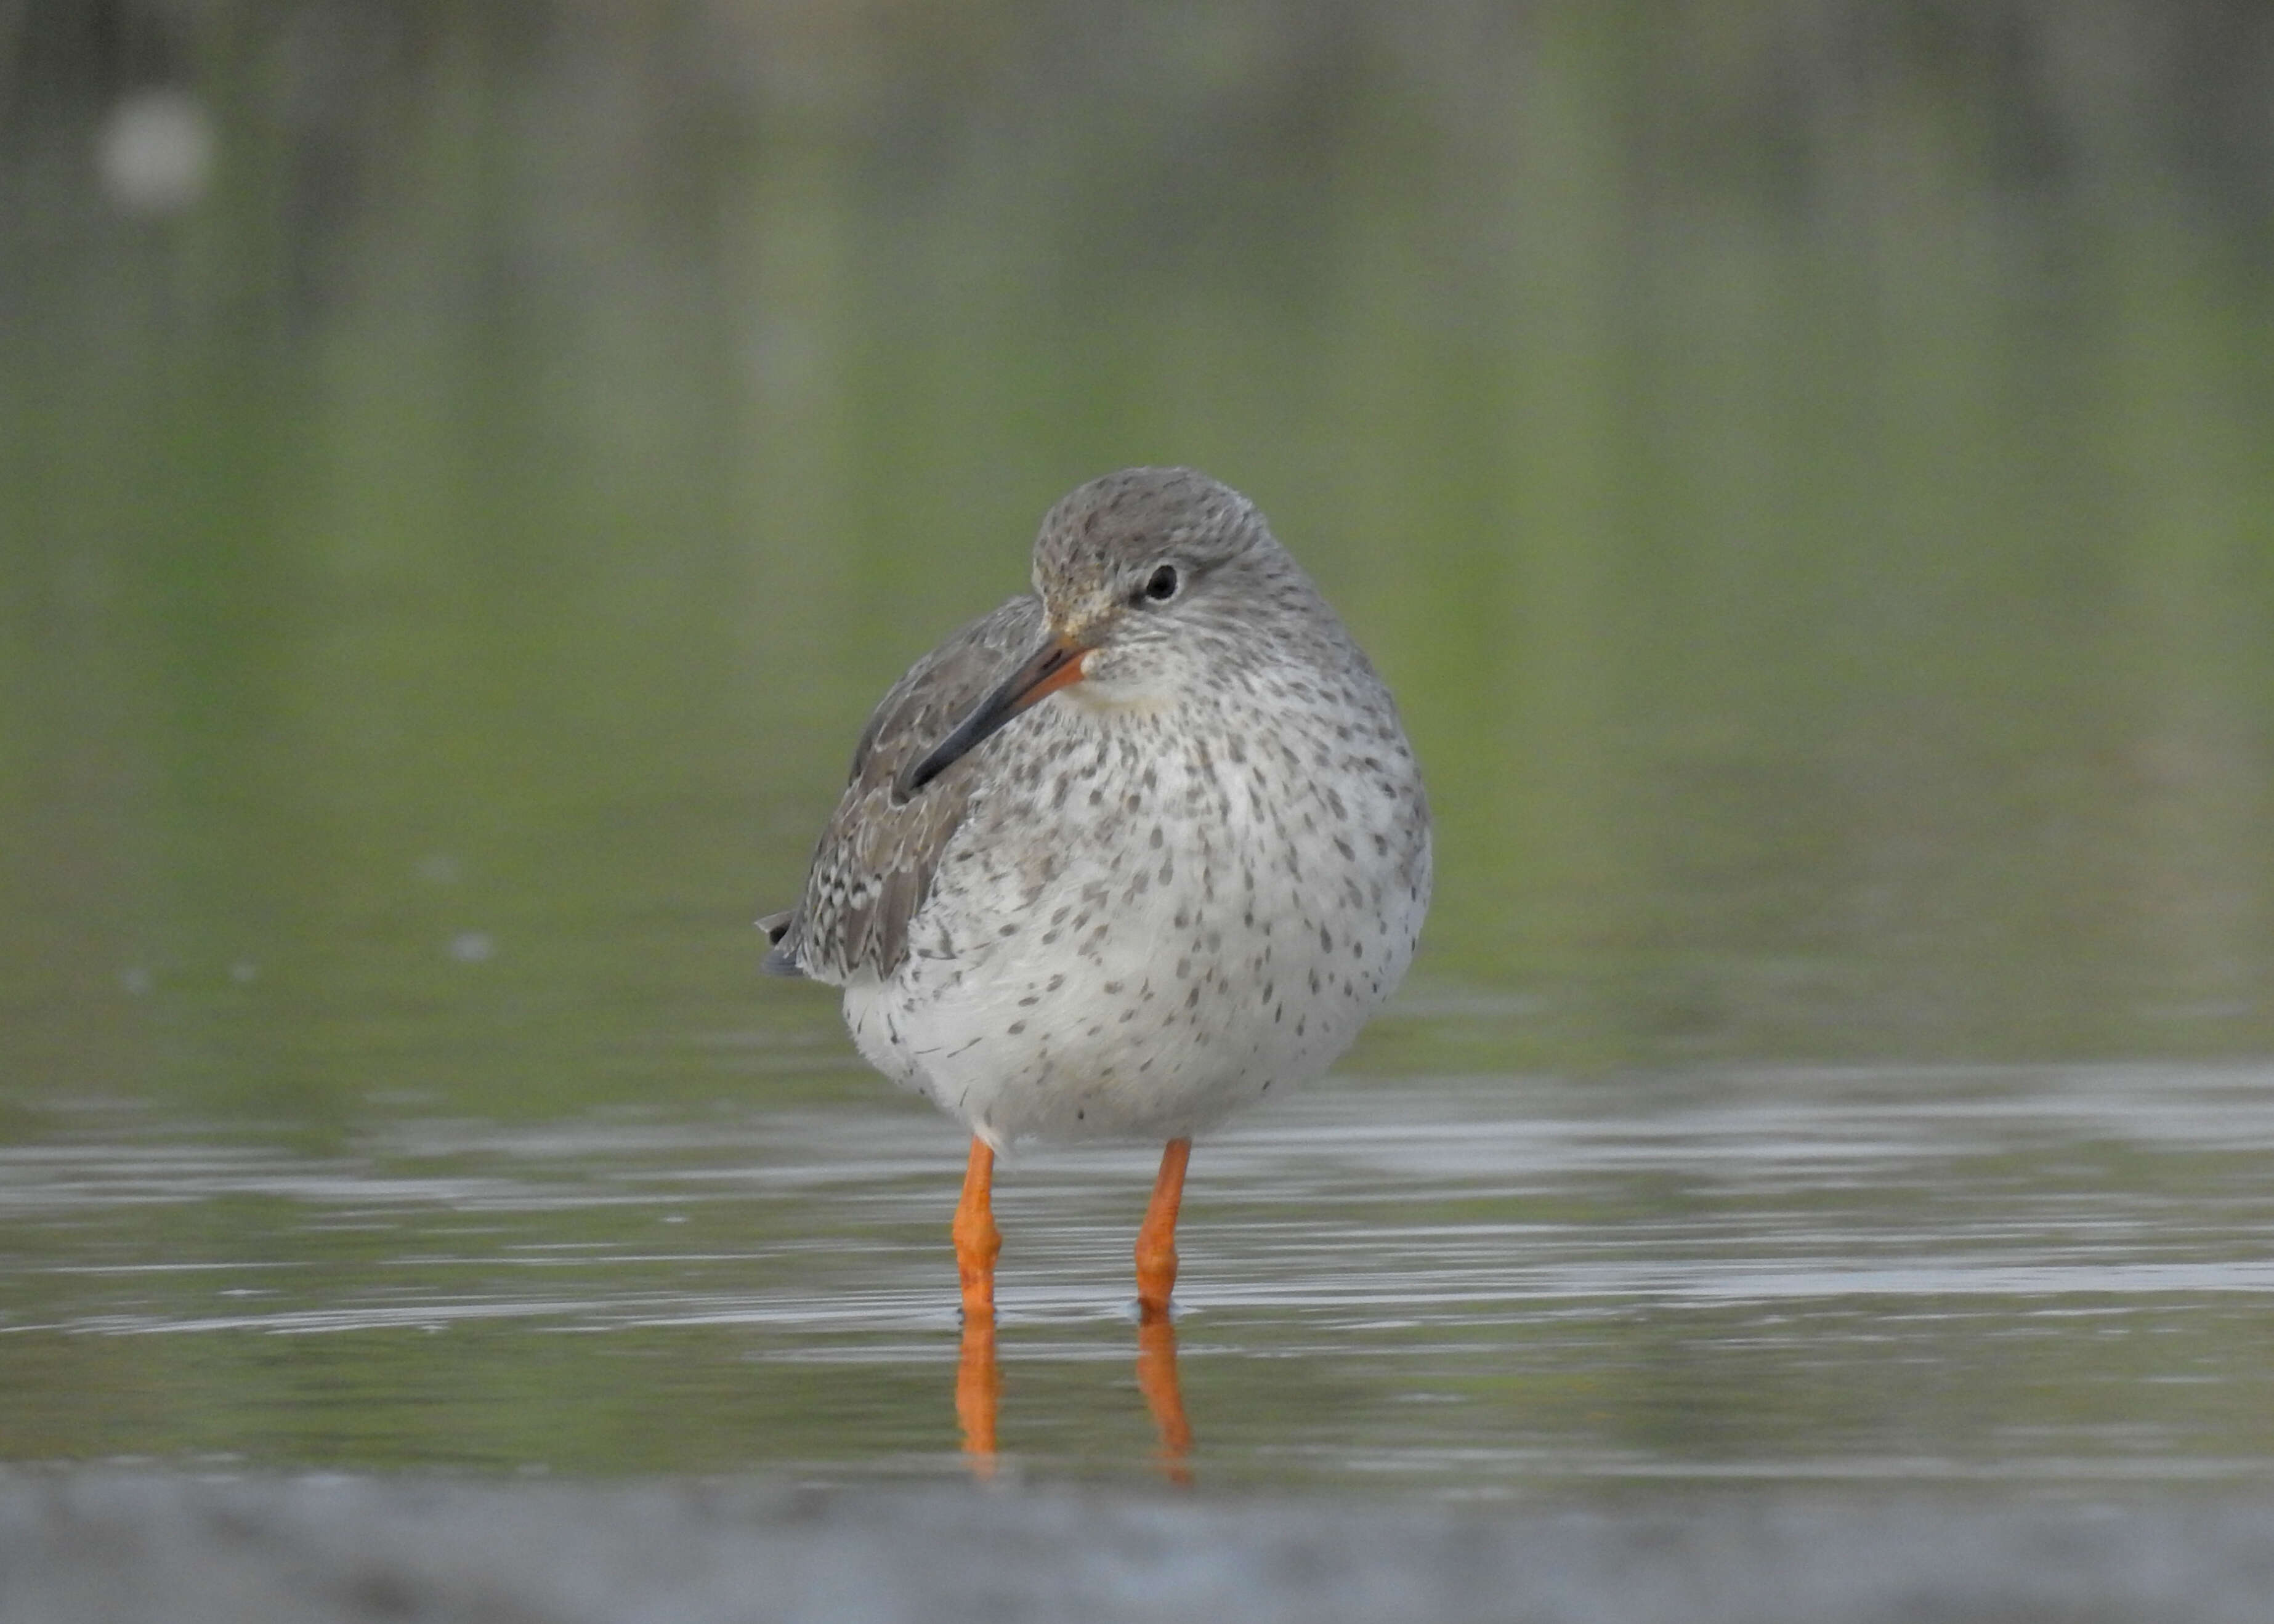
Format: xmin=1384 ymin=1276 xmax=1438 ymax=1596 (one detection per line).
xmin=895 ymin=467 xmax=1294 ymax=800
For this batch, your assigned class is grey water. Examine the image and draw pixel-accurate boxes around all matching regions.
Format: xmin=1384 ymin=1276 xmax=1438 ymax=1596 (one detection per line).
xmin=9 ymin=1057 xmax=2273 ymax=1495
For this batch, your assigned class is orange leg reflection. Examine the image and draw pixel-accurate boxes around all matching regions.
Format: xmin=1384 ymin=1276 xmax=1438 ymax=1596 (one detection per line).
xmin=1136 ymin=1311 xmax=1193 ymax=1484
xmin=953 ymin=1137 xmax=1003 ymax=1475
xmin=956 ymin=1309 xmax=1001 ymax=1474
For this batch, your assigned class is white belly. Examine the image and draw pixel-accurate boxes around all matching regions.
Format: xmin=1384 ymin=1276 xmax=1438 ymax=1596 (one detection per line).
xmin=841 ymin=712 xmax=1430 ymax=1148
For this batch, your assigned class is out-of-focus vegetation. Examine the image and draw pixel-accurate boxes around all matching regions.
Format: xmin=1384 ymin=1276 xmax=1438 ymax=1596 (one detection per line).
xmin=4 ymin=1 xmax=2274 ymax=1112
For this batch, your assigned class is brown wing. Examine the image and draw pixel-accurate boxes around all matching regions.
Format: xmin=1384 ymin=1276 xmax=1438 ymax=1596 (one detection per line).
xmin=765 ymin=594 xmax=1043 ymax=984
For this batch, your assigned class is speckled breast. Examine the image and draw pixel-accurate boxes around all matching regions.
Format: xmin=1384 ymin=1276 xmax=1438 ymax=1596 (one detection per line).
xmin=841 ymin=671 xmax=1431 ymax=1147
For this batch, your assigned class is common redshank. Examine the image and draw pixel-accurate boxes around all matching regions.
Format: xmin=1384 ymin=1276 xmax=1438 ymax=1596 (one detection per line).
xmin=760 ymin=467 xmax=1431 ymax=1324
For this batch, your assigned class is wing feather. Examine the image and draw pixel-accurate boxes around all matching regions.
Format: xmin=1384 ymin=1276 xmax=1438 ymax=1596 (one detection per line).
xmin=765 ymin=595 xmax=1042 ymax=984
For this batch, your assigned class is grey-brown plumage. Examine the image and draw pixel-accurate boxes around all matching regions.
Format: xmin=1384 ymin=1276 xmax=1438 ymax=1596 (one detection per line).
xmin=764 ymin=467 xmax=1431 ymax=1150
xmin=762 ymin=596 xmax=1045 ymax=983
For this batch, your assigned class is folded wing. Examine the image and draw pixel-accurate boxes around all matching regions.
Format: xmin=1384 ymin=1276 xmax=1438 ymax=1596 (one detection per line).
xmin=764 ymin=594 xmax=1043 ymax=985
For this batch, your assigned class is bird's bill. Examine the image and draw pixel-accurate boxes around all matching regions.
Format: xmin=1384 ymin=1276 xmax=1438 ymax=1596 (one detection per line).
xmin=897 ymin=632 xmax=1091 ymax=799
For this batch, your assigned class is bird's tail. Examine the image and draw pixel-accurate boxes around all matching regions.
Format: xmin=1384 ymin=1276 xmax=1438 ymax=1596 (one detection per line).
xmin=756 ymin=910 xmax=805 ymax=978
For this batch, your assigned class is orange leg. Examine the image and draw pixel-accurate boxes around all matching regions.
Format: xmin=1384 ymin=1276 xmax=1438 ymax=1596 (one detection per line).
xmin=953 ymin=1136 xmax=1002 ymax=1322
xmin=1135 ymin=1137 xmax=1191 ymax=1322
xmin=1136 ymin=1311 xmax=1193 ymax=1484
xmin=952 ymin=1137 xmax=1003 ymax=1474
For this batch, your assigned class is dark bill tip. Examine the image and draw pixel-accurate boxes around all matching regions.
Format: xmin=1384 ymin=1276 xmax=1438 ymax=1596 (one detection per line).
xmin=894 ymin=635 xmax=1088 ymax=801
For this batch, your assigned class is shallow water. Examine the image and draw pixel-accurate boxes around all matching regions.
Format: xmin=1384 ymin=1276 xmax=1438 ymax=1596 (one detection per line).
xmin=8 ymin=2 xmax=2274 ymax=1543
xmin=8 ymin=1057 xmax=2272 ymax=1495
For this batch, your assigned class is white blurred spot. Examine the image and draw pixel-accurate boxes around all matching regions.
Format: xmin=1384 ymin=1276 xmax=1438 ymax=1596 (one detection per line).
xmin=95 ymin=89 xmax=215 ymax=216
xmin=448 ymin=931 xmax=496 ymax=964
xmin=416 ymin=854 xmax=461 ymax=886
xmin=229 ymin=960 xmax=260 ymax=985
xmin=121 ymin=966 xmax=153 ymax=996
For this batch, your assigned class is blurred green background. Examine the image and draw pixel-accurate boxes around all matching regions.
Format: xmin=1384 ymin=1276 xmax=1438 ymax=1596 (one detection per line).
xmin=6 ymin=0 xmax=2274 ymax=1122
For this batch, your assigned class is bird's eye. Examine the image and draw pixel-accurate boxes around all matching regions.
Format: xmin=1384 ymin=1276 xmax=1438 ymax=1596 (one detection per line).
xmin=1142 ymin=564 xmax=1181 ymax=603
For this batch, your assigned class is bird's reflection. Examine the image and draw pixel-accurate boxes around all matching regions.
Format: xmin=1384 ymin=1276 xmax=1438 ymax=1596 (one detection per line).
xmin=1135 ymin=1309 xmax=1193 ymax=1484
xmin=955 ymin=1298 xmax=1194 ymax=1484
xmin=955 ymin=1312 xmax=1001 ymax=1474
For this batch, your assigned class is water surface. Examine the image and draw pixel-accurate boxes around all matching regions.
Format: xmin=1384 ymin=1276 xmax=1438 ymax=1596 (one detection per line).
xmin=8 ymin=1057 xmax=2272 ymax=1494
xmin=6 ymin=0 xmax=2274 ymax=1506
